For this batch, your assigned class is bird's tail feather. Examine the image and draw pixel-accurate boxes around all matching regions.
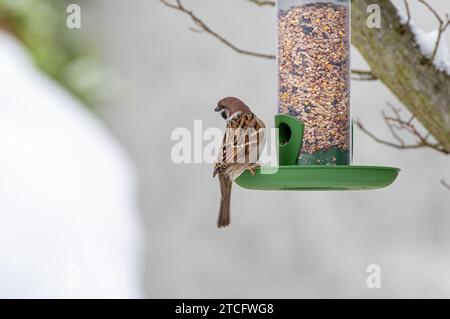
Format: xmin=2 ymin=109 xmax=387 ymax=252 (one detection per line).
xmin=218 ymin=175 xmax=232 ymax=228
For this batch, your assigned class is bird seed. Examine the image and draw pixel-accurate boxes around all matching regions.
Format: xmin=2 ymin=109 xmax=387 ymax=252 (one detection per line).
xmin=278 ymin=2 xmax=350 ymax=161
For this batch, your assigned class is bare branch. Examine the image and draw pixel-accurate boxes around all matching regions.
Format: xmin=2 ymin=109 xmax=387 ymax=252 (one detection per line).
xmin=442 ymin=180 xmax=450 ymax=190
xmin=355 ymin=103 xmax=449 ymax=155
xmin=158 ymin=0 xmax=275 ymax=59
xmin=351 ymin=69 xmax=378 ymax=81
xmin=403 ymin=0 xmax=411 ymax=25
xmin=352 ymin=1 xmax=450 ymax=151
xmin=246 ymin=0 xmax=275 ymax=7
xmin=159 ymin=0 xmax=396 ymax=85
xmin=417 ymin=0 xmax=443 ymax=24
xmin=382 ymin=110 xmax=404 ymax=145
xmin=355 ymin=119 xmax=427 ymax=150
xmin=417 ymin=0 xmax=450 ymax=63
xmin=159 ymin=0 xmax=450 ymax=154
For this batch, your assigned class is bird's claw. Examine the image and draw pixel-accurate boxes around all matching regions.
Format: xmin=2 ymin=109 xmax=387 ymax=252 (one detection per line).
xmin=247 ymin=164 xmax=260 ymax=176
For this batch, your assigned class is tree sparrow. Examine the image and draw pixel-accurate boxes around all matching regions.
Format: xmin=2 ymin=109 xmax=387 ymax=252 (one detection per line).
xmin=213 ymin=97 xmax=266 ymax=228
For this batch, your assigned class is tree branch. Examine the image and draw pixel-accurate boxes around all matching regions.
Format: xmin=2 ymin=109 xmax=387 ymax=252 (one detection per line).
xmin=417 ymin=0 xmax=450 ymax=63
xmin=355 ymin=103 xmax=449 ymax=154
xmin=158 ymin=0 xmax=275 ymax=59
xmin=352 ymin=0 xmax=450 ymax=153
xmin=403 ymin=0 xmax=411 ymax=25
xmin=351 ymin=69 xmax=378 ymax=81
xmin=355 ymin=119 xmax=425 ymax=150
xmin=160 ymin=0 xmax=450 ymax=155
xmin=442 ymin=179 xmax=450 ymax=190
xmin=159 ymin=0 xmax=377 ymax=81
xmin=246 ymin=0 xmax=275 ymax=7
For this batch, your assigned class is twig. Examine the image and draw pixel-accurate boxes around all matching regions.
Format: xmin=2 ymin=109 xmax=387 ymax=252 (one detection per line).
xmin=404 ymin=0 xmax=411 ymax=25
xmin=442 ymin=180 xmax=450 ymax=190
xmin=159 ymin=0 xmax=403 ymax=84
xmin=418 ymin=0 xmax=443 ymax=23
xmin=382 ymin=110 xmax=404 ymax=145
xmin=246 ymin=0 xmax=275 ymax=7
xmin=158 ymin=0 xmax=275 ymax=59
xmin=355 ymin=103 xmax=449 ymax=154
xmin=417 ymin=0 xmax=450 ymax=63
xmin=351 ymin=69 xmax=378 ymax=81
xmin=355 ymin=119 xmax=427 ymax=150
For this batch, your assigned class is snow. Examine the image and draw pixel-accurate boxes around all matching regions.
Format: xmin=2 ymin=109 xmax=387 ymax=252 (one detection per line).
xmin=0 ymin=31 xmax=144 ymax=298
xmin=398 ymin=12 xmax=450 ymax=75
xmin=396 ymin=4 xmax=450 ymax=75
xmin=412 ymin=25 xmax=450 ymax=75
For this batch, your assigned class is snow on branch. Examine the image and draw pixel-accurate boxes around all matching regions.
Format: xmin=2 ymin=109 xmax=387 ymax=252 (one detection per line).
xmin=417 ymin=0 xmax=450 ymax=63
xmin=403 ymin=0 xmax=450 ymax=75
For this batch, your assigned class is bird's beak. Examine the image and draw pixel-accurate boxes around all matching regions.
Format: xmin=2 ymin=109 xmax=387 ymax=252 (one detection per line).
xmin=214 ymin=106 xmax=221 ymax=112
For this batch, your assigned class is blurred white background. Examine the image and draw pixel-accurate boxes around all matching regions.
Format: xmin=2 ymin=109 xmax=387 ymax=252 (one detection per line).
xmin=0 ymin=31 xmax=143 ymax=298
xmin=1 ymin=0 xmax=449 ymax=298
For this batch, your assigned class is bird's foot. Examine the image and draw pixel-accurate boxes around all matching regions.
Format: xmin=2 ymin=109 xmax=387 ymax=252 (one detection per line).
xmin=247 ymin=164 xmax=260 ymax=176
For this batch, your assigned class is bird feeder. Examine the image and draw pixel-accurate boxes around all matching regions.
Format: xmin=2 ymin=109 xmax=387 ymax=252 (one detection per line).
xmin=236 ymin=0 xmax=399 ymax=190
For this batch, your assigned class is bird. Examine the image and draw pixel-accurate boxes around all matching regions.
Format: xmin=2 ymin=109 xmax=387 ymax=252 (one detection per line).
xmin=213 ymin=97 xmax=266 ymax=228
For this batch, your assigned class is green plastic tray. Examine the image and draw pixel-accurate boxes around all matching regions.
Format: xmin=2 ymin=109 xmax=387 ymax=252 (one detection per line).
xmin=235 ymin=165 xmax=400 ymax=191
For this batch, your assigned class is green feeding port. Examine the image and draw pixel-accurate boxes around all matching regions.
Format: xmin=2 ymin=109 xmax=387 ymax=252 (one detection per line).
xmin=236 ymin=0 xmax=399 ymax=191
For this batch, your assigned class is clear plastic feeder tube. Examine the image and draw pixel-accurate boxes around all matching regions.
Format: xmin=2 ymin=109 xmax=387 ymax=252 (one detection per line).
xmin=277 ymin=0 xmax=351 ymax=165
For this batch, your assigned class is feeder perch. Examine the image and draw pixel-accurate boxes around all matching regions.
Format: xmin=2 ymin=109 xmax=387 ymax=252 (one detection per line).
xmin=236 ymin=0 xmax=399 ymax=191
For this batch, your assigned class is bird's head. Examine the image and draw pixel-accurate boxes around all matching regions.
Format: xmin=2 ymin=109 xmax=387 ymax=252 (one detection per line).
xmin=215 ymin=97 xmax=251 ymax=121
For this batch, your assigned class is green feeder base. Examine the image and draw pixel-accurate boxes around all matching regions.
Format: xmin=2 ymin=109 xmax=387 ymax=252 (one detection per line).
xmin=235 ymin=114 xmax=400 ymax=191
xmin=235 ymin=165 xmax=400 ymax=191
